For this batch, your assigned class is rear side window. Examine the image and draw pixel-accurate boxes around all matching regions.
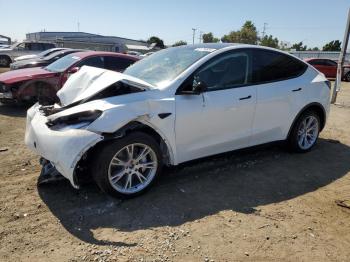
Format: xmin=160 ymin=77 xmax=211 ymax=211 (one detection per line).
xmin=251 ymin=49 xmax=307 ymax=84
xmin=325 ymin=60 xmax=337 ymax=66
xmin=104 ymin=56 xmax=135 ymax=71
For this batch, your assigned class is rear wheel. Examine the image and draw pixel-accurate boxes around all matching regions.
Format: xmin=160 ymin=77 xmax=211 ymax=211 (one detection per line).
xmin=345 ymin=72 xmax=350 ymax=82
xmin=92 ymin=132 xmax=163 ymax=198
xmin=288 ymin=110 xmax=320 ymax=152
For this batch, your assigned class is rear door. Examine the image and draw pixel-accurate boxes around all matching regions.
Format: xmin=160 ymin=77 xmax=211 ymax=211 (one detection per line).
xmin=250 ymin=49 xmax=308 ymax=145
xmin=175 ymin=50 xmax=257 ymax=163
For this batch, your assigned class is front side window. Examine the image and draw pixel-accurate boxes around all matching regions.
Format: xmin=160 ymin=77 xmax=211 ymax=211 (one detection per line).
xmin=16 ymin=43 xmax=25 ymax=50
xmin=104 ymin=56 xmax=135 ymax=71
xmin=77 ymin=56 xmax=104 ymax=68
xmin=251 ymin=49 xmax=306 ymax=84
xmin=194 ymin=52 xmax=250 ymax=91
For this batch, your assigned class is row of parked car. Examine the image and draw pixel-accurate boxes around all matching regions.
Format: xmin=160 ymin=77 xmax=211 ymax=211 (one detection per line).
xmin=0 ymin=48 xmax=140 ymax=104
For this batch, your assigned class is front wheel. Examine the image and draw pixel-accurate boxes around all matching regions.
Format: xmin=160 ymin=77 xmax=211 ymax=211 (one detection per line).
xmin=345 ymin=72 xmax=350 ymax=82
xmin=288 ymin=111 xmax=320 ymax=152
xmin=92 ymin=132 xmax=163 ymax=198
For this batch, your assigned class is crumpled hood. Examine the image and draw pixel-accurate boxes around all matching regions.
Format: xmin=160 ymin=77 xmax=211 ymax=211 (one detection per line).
xmin=57 ymin=66 xmax=155 ymax=106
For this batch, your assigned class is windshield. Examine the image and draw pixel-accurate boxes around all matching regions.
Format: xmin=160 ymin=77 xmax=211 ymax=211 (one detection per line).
xmin=45 ymin=54 xmax=81 ymax=72
xmin=43 ymin=50 xmax=68 ymax=61
xmin=38 ymin=48 xmax=60 ymax=58
xmin=123 ymin=46 xmax=214 ymax=88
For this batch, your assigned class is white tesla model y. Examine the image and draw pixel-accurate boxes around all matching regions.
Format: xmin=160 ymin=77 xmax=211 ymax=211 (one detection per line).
xmin=25 ymin=43 xmax=331 ymax=198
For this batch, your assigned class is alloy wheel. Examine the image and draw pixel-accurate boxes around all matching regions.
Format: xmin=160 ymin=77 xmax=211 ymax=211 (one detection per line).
xmin=108 ymin=143 xmax=158 ymax=194
xmin=297 ymin=115 xmax=319 ymax=150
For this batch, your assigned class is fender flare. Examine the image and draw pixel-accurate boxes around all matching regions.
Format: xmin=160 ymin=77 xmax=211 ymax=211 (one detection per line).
xmin=287 ymin=102 xmax=327 ymax=139
xmin=102 ymin=119 xmax=176 ymax=165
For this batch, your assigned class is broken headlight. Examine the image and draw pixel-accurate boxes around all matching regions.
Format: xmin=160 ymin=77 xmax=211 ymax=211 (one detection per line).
xmin=46 ymin=110 xmax=102 ymax=130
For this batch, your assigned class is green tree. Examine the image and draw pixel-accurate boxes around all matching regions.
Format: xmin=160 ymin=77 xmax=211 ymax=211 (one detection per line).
xmin=260 ymin=35 xmax=279 ymax=48
xmin=221 ymin=21 xmax=258 ymax=44
xmin=322 ymin=40 xmax=341 ymax=51
xmin=147 ymin=36 xmax=165 ymax=49
xmin=172 ymin=40 xmax=187 ymax=47
xmin=307 ymin=47 xmax=320 ymax=51
xmin=291 ymin=41 xmax=307 ymax=51
xmin=202 ymin=32 xmax=219 ymax=43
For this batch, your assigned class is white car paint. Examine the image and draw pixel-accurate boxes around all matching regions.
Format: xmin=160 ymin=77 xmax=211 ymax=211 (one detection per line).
xmin=25 ymin=44 xmax=331 ymax=188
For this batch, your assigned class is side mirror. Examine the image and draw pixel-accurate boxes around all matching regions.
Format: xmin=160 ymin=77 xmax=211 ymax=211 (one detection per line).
xmin=181 ymin=77 xmax=207 ymax=95
xmin=67 ymin=67 xmax=80 ymax=74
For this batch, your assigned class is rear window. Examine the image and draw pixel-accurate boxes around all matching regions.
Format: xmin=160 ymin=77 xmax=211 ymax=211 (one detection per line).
xmin=251 ymin=49 xmax=307 ymax=84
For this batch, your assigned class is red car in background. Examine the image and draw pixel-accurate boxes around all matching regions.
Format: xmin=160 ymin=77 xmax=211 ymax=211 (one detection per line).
xmin=0 ymin=51 xmax=139 ymax=104
xmin=305 ymin=58 xmax=350 ymax=82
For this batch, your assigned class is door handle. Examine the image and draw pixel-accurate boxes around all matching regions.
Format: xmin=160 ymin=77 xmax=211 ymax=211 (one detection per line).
xmin=292 ymin=88 xmax=302 ymax=92
xmin=239 ymin=95 xmax=252 ymax=100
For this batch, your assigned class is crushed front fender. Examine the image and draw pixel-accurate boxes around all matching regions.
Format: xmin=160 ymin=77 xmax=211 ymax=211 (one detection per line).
xmin=25 ymin=104 xmax=103 ymax=187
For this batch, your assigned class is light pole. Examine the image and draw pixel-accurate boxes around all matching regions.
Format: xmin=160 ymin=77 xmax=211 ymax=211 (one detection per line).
xmin=192 ymin=28 xmax=197 ymax=45
xmin=331 ymin=8 xmax=350 ymax=104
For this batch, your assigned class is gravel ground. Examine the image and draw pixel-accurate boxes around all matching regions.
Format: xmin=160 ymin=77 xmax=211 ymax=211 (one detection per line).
xmin=0 ymin=79 xmax=349 ymax=262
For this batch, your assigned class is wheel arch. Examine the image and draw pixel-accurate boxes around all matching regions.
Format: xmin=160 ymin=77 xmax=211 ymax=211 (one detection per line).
xmin=74 ymin=120 xmax=175 ymax=185
xmin=287 ymin=102 xmax=327 ymax=139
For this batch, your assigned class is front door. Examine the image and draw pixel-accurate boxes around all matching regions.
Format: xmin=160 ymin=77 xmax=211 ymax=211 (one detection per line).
xmin=175 ymin=50 xmax=257 ymax=163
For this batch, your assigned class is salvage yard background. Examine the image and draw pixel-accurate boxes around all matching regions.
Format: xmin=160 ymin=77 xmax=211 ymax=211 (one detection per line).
xmin=0 ymin=71 xmax=349 ymax=261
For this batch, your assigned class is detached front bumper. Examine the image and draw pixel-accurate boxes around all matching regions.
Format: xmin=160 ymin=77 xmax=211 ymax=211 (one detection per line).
xmin=25 ymin=104 xmax=103 ymax=187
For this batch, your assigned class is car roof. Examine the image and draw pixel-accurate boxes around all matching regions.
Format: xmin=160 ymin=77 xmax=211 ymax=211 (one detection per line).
xmin=71 ymin=51 xmax=139 ymax=60
xmin=174 ymin=43 xmax=239 ymax=50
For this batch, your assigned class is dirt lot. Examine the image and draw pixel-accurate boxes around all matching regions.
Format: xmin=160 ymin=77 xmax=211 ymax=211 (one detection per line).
xmin=0 ymin=80 xmax=350 ymax=262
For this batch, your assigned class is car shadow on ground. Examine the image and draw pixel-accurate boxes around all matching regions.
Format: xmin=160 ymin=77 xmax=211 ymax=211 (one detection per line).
xmin=38 ymin=138 xmax=350 ymax=246
xmin=0 ymin=103 xmax=29 ymax=117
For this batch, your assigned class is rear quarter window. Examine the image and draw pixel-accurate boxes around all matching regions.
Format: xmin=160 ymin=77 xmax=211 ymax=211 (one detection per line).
xmin=251 ymin=49 xmax=307 ymax=84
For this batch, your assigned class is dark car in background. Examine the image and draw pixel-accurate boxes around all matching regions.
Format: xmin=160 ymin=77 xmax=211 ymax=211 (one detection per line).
xmin=305 ymin=58 xmax=350 ymax=81
xmin=10 ymin=49 xmax=87 ymax=70
xmin=0 ymin=51 xmax=139 ymax=104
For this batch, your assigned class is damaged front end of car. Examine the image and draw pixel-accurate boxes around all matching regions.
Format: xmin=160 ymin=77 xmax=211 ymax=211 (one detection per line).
xmin=25 ymin=66 xmax=155 ymax=188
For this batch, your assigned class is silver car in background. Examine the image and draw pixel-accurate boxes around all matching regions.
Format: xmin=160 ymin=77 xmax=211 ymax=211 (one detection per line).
xmin=0 ymin=41 xmax=56 ymax=67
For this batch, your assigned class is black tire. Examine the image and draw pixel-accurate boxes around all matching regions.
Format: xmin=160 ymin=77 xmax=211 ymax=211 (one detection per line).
xmin=345 ymin=72 xmax=350 ymax=82
xmin=0 ymin=56 xmax=11 ymax=67
xmin=288 ymin=110 xmax=321 ymax=153
xmin=92 ymin=132 xmax=163 ymax=198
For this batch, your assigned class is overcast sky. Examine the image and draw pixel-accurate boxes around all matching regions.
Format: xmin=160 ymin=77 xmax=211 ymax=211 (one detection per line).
xmin=1 ymin=0 xmax=349 ymax=48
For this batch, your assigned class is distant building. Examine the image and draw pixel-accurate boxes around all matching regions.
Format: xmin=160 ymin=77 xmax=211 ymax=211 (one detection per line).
xmin=26 ymin=31 xmax=157 ymax=53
